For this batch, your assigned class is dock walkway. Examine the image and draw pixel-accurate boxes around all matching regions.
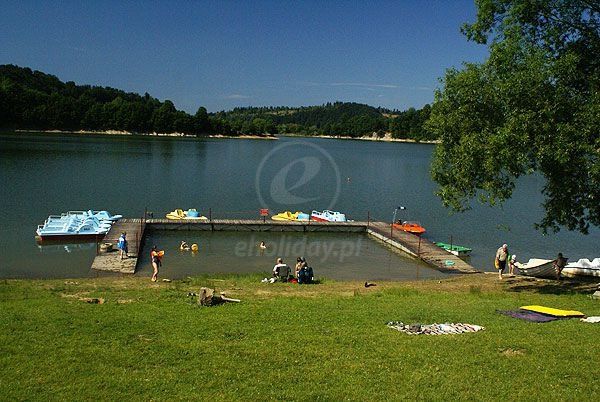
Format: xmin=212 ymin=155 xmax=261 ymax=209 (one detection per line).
xmin=90 ymin=218 xmax=146 ymax=274
xmin=368 ymin=222 xmax=479 ymax=273
xmin=90 ymin=218 xmax=479 ymax=275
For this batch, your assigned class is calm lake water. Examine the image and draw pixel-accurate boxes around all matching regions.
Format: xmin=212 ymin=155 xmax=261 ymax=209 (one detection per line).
xmin=0 ymin=131 xmax=598 ymax=280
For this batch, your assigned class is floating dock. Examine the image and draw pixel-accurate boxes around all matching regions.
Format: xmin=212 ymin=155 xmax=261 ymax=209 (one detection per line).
xmin=90 ymin=218 xmax=479 ymax=275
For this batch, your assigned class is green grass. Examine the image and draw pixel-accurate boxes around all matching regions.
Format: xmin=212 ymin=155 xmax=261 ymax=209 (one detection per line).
xmin=0 ymin=274 xmax=598 ymax=401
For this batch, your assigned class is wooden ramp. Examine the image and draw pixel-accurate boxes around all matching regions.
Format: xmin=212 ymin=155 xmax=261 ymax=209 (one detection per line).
xmin=91 ymin=219 xmax=146 ymax=274
xmin=367 ymin=222 xmax=479 ymax=274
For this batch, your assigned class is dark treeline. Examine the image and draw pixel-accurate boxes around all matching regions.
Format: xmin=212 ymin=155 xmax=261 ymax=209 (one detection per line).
xmin=0 ymin=65 xmax=221 ymax=135
xmin=216 ymin=102 xmax=433 ymax=140
xmin=1 ymin=65 xmax=433 ymax=139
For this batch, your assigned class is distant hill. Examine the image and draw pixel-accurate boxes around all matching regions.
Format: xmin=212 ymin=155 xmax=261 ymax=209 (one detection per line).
xmin=215 ymin=102 xmax=433 ymax=140
xmin=0 ymin=64 xmax=433 ymax=139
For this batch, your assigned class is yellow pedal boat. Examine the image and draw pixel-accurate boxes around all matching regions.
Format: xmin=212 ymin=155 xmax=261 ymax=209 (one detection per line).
xmin=166 ymin=209 xmax=208 ymax=220
xmin=271 ymin=211 xmax=299 ymax=221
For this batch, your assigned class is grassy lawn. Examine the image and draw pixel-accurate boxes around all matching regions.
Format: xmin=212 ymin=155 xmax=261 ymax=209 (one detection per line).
xmin=0 ymin=274 xmax=598 ymax=401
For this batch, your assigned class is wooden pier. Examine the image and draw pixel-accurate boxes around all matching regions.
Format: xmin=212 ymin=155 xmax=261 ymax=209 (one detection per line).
xmin=367 ymin=222 xmax=479 ymax=274
xmin=90 ymin=218 xmax=146 ymax=274
xmin=90 ymin=218 xmax=479 ymax=275
xmin=147 ymin=218 xmax=368 ymax=232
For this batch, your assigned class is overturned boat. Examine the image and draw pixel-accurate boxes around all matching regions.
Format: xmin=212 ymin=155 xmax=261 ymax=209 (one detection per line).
xmin=515 ymin=258 xmax=557 ymax=278
xmin=562 ymin=258 xmax=600 ymax=278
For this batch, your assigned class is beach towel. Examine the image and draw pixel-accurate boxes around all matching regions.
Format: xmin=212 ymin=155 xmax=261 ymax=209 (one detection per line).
xmin=497 ymin=310 xmax=562 ymax=322
xmin=386 ymin=321 xmax=484 ymax=335
xmin=520 ymin=305 xmax=585 ymax=317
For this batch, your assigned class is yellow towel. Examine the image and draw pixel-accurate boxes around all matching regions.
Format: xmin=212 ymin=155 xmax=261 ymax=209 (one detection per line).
xmin=520 ymin=305 xmax=584 ymax=317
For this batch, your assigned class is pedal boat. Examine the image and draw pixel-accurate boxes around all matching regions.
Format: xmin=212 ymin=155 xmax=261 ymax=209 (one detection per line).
xmin=392 ymin=220 xmax=426 ymax=235
xmin=310 ymin=210 xmax=347 ymax=222
xmin=271 ymin=211 xmax=299 ymax=221
xmin=166 ymin=209 xmax=208 ymax=220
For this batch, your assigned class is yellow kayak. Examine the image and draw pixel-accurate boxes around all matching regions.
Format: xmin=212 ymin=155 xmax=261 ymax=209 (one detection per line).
xmin=271 ymin=211 xmax=298 ymax=221
xmin=520 ymin=305 xmax=585 ymax=317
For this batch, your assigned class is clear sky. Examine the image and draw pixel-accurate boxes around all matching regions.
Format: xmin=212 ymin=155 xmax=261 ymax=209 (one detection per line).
xmin=0 ymin=0 xmax=488 ymax=113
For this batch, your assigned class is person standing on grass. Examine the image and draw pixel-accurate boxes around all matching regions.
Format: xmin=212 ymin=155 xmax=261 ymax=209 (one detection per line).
xmin=495 ymin=243 xmax=509 ymax=279
xmin=553 ymin=252 xmax=568 ymax=281
xmin=151 ymin=245 xmax=162 ymax=282
xmin=508 ymin=254 xmax=517 ymax=276
xmin=117 ymin=232 xmax=128 ymax=260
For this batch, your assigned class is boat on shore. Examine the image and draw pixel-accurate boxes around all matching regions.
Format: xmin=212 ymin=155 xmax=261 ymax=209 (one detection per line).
xmin=562 ymin=258 xmax=600 ymax=278
xmin=515 ymin=258 xmax=557 ymax=278
xmin=435 ymin=242 xmax=472 ymax=256
xmin=392 ymin=220 xmax=426 ymax=235
xmin=310 ymin=210 xmax=347 ymax=222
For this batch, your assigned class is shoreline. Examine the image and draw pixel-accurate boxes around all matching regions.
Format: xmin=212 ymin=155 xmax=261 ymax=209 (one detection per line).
xmin=279 ymin=133 xmax=440 ymax=144
xmin=11 ymin=129 xmax=278 ymax=140
xmin=10 ymin=129 xmax=437 ymax=143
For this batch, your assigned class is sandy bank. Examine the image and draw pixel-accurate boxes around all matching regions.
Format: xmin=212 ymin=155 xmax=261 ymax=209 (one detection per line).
xmin=281 ymin=132 xmax=440 ymax=144
xmin=13 ymin=129 xmax=277 ymax=140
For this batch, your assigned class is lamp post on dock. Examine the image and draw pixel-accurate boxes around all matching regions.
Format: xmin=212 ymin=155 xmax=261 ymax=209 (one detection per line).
xmin=391 ymin=206 xmax=406 ymax=237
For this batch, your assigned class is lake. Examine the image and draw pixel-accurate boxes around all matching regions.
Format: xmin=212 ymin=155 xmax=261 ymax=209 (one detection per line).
xmin=0 ymin=131 xmax=598 ymax=280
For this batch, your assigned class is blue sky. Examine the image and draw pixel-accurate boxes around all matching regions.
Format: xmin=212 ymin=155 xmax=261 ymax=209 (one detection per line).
xmin=0 ymin=0 xmax=488 ymax=113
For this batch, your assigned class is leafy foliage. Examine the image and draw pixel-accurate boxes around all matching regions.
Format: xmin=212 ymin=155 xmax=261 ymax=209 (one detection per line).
xmin=427 ymin=0 xmax=600 ymax=233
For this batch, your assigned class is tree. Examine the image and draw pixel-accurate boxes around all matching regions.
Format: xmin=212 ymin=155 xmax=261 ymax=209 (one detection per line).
xmin=427 ymin=0 xmax=600 ymax=233
xmin=152 ymin=100 xmax=177 ymax=133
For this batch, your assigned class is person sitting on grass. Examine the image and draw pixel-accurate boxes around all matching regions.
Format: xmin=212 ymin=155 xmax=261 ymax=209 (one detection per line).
xmin=272 ymin=258 xmax=290 ymax=282
xmin=297 ymin=259 xmax=314 ymax=284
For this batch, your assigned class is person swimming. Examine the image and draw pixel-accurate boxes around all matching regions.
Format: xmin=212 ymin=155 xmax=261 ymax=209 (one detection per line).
xmin=259 ymin=241 xmax=267 ymax=250
xmin=180 ymin=241 xmax=190 ymax=251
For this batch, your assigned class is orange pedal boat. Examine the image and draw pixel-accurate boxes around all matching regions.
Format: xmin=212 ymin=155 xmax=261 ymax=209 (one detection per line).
xmin=392 ymin=220 xmax=426 ymax=235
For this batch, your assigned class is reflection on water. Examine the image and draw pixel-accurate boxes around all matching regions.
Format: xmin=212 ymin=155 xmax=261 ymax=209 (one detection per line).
xmin=136 ymin=231 xmax=446 ymax=281
xmin=37 ymin=243 xmax=96 ymax=254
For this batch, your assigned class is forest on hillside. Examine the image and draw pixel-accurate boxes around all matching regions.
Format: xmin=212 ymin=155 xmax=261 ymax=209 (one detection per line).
xmin=0 ymin=65 xmax=433 ymax=140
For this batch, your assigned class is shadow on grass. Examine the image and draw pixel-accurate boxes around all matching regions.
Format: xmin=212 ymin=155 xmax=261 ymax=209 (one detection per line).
xmin=503 ymin=276 xmax=599 ymax=295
